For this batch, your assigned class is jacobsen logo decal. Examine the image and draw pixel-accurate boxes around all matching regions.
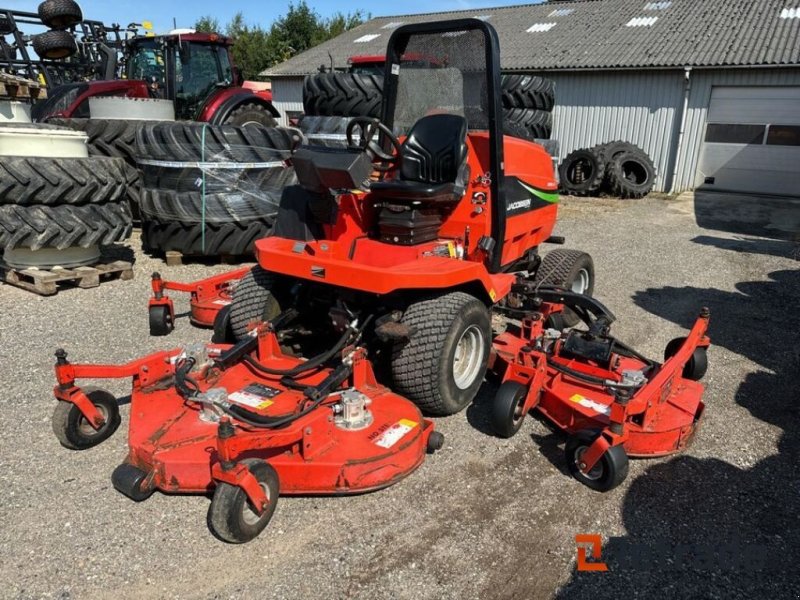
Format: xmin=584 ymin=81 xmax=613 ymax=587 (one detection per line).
xmin=508 ymin=198 xmax=532 ymax=212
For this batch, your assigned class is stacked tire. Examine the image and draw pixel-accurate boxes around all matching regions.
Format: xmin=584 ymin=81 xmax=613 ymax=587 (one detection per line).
xmin=559 ymin=141 xmax=656 ymax=198
xmin=32 ymin=1 xmax=82 ymax=61
xmin=500 ymin=74 xmax=556 ymax=153
xmin=0 ymin=123 xmax=132 ymax=267
xmin=136 ymin=122 xmax=300 ymax=257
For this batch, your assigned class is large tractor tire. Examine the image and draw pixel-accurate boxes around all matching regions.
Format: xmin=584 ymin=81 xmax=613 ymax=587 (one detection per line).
xmin=136 ymin=122 xmax=297 ymax=164
xmin=392 ymin=292 xmax=492 ymax=416
xmin=139 ymin=187 xmax=286 ymax=224
xmin=0 ymin=156 xmax=128 ymax=206
xmin=297 ymin=115 xmax=352 ymax=148
xmin=223 ymin=103 xmax=278 ymax=128
xmin=229 ymin=266 xmax=283 ymax=340
xmin=303 ymin=73 xmax=383 ymax=118
xmin=594 ymin=141 xmax=648 ymax=165
xmin=503 ymin=108 xmax=552 ymax=141
xmin=605 ymin=150 xmax=656 ymax=199
xmin=501 ymin=74 xmax=556 ymax=112
xmin=532 ymin=249 xmax=595 ymax=327
xmin=38 ymin=0 xmax=83 ymax=29
xmin=32 ymin=30 xmax=77 ymax=60
xmin=0 ymin=202 xmax=132 ymax=251
xmin=559 ymin=147 xmax=605 ymax=196
xmin=141 ymin=219 xmax=270 ymax=258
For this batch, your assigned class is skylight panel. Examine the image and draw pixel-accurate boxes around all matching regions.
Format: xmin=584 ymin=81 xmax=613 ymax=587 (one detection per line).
xmin=644 ymin=1 xmax=671 ymax=10
xmin=381 ymin=21 xmax=404 ymax=29
xmin=626 ymin=16 xmax=659 ymax=27
xmin=780 ymin=7 xmax=800 ymax=18
xmin=526 ymin=23 xmax=557 ymax=33
xmin=353 ymin=34 xmax=381 ymax=43
xmin=548 ymin=8 xmax=575 ymax=17
xmin=473 ymin=15 xmax=492 ymax=21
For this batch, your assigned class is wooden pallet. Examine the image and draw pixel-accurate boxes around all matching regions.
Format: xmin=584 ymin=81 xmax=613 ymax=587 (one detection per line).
xmin=0 ymin=72 xmax=46 ymax=101
xmin=0 ymin=260 xmax=133 ymax=296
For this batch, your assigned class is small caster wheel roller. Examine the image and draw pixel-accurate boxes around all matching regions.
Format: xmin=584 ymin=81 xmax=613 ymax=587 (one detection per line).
xmin=664 ymin=337 xmax=708 ymax=382
xmin=565 ymin=430 xmax=629 ymax=492
xmin=52 ymin=386 xmax=121 ymax=450
xmin=112 ymin=463 xmax=154 ymax=502
xmin=491 ymin=381 xmax=530 ymax=439
xmin=208 ymin=459 xmax=280 ymax=544
xmin=212 ymin=304 xmax=235 ymax=344
xmin=427 ymin=430 xmax=445 ymax=453
xmin=149 ymin=305 xmax=174 ymax=337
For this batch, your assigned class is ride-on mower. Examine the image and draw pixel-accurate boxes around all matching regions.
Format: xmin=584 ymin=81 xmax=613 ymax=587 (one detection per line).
xmin=50 ymin=20 xmax=709 ymax=542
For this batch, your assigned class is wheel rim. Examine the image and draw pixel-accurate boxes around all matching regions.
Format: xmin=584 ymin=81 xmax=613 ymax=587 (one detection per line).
xmin=571 ymin=268 xmax=591 ymax=294
xmin=511 ymin=393 xmax=526 ymax=425
xmin=574 ymin=446 xmax=604 ymax=481
xmin=453 ymin=324 xmax=486 ymax=390
xmin=77 ymin=404 xmax=108 ymax=437
xmin=242 ymin=482 xmax=271 ymax=526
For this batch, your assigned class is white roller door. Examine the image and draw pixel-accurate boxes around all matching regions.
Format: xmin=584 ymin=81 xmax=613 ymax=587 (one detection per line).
xmin=698 ymin=86 xmax=800 ymax=196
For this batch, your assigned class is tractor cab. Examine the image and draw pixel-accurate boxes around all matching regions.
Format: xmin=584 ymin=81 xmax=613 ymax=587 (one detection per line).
xmin=126 ymin=33 xmax=236 ymax=121
xmin=267 ymin=19 xmax=559 ymax=293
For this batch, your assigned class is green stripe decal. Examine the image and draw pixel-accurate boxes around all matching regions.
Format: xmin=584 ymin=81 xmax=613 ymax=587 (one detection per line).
xmin=519 ymin=181 xmax=560 ymax=204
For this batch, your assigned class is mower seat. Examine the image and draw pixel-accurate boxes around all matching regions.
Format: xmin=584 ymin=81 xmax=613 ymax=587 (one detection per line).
xmin=370 ymin=113 xmax=470 ymax=203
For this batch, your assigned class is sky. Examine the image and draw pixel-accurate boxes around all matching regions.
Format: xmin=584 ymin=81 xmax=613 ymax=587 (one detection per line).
xmin=10 ymin=0 xmax=544 ymax=32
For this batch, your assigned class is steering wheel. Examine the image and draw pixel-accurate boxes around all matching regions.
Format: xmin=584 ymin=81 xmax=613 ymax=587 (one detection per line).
xmin=346 ymin=117 xmax=402 ymax=172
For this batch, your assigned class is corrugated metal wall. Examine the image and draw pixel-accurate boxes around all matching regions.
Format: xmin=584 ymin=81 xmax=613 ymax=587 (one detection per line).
xmin=546 ymin=70 xmax=685 ymax=192
xmin=271 ymin=78 xmax=304 ymax=126
xmin=673 ymin=67 xmax=800 ymax=192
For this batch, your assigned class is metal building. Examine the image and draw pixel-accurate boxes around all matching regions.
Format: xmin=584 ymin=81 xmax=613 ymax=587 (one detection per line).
xmin=262 ymin=0 xmax=800 ymax=196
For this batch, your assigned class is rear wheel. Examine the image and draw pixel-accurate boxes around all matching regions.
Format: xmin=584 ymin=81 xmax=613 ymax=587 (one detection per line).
xmin=224 ymin=103 xmax=278 ymax=128
xmin=533 ymin=249 xmax=595 ymax=327
xmin=208 ymin=459 xmax=280 ymax=544
xmin=229 ymin=266 xmax=282 ymax=340
xmin=392 ymin=292 xmax=491 ymax=416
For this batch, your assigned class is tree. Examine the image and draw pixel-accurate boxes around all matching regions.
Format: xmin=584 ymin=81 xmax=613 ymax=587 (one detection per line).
xmin=194 ymin=16 xmax=220 ymax=34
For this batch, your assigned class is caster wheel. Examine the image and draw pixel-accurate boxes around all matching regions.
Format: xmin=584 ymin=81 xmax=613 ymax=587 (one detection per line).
xmin=565 ymin=431 xmax=629 ymax=492
xmin=149 ymin=305 xmax=174 ymax=337
xmin=52 ymin=387 xmax=121 ymax=450
xmin=427 ymin=431 xmax=445 ymax=453
xmin=112 ymin=463 xmax=154 ymax=502
xmin=490 ymin=381 xmax=530 ymax=439
xmin=665 ymin=337 xmax=708 ymax=381
xmin=208 ymin=459 xmax=279 ymax=544
xmin=212 ymin=304 xmax=235 ymax=344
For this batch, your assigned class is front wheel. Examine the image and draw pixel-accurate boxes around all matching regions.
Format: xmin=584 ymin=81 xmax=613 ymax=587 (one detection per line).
xmin=52 ymin=387 xmax=121 ymax=450
xmin=564 ymin=431 xmax=629 ymax=492
xmin=392 ymin=292 xmax=491 ymax=416
xmin=223 ymin=103 xmax=278 ymax=128
xmin=208 ymin=459 xmax=280 ymax=544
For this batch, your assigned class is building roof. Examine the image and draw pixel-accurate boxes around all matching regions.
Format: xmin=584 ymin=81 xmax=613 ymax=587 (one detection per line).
xmin=262 ymin=0 xmax=800 ymax=77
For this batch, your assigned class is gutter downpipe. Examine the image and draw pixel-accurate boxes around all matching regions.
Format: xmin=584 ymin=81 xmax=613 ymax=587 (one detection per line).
xmin=669 ymin=66 xmax=693 ymax=193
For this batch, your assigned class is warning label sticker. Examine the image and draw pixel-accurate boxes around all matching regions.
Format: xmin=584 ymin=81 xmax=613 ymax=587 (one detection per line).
xmin=374 ymin=419 xmax=418 ymax=449
xmin=569 ymin=394 xmax=611 ymax=416
xmin=229 ymin=383 xmax=283 ymax=410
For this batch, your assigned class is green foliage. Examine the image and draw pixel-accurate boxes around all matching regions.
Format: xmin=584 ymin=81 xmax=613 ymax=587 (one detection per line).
xmin=194 ymin=2 xmax=367 ymax=80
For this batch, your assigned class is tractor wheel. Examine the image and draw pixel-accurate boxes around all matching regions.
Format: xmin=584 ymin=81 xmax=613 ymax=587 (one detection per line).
xmin=594 ymin=141 xmax=647 ymax=165
xmin=208 ymin=458 xmax=280 ymax=544
xmin=223 ymin=103 xmax=278 ymax=128
xmin=32 ymin=30 xmax=77 ymax=60
xmin=135 ymin=121 xmax=298 ymax=164
xmin=148 ymin=305 xmax=174 ymax=337
xmin=303 ymin=72 xmax=383 ymax=118
xmin=605 ymin=150 xmax=656 ymax=199
xmin=229 ymin=266 xmax=282 ymax=340
xmin=0 ymin=155 xmax=129 ymax=206
xmin=52 ymin=387 xmax=121 ymax=450
xmin=503 ymin=108 xmax=552 ymax=141
xmin=297 ymin=115 xmax=352 ymax=148
xmin=559 ymin=147 xmax=605 ymax=196
xmin=392 ymin=292 xmax=491 ymax=416
xmin=140 ymin=159 xmax=295 ymax=197
xmin=38 ymin=0 xmax=83 ymax=29
xmin=491 ymin=381 xmax=530 ymax=439
xmin=501 ymin=74 xmax=555 ymax=112
xmin=533 ymin=249 xmax=595 ymax=328
xmin=140 ymin=219 xmax=270 ymax=258
xmin=565 ymin=431 xmax=629 ymax=492
xmin=664 ymin=337 xmax=709 ymax=382
xmin=0 ymin=202 xmax=132 ymax=252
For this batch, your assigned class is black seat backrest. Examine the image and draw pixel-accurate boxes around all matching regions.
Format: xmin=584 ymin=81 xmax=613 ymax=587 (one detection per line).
xmin=399 ymin=114 xmax=468 ymax=185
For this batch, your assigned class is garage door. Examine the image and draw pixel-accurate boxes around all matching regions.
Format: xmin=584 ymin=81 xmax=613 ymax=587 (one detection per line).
xmin=697 ymin=86 xmax=800 ymax=196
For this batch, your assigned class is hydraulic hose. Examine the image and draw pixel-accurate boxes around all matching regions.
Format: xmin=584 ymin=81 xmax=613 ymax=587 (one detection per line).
xmin=548 ymin=360 xmax=642 ymax=390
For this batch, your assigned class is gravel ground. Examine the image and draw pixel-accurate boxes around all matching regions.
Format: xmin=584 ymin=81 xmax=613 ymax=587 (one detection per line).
xmin=1 ymin=195 xmax=798 ymax=599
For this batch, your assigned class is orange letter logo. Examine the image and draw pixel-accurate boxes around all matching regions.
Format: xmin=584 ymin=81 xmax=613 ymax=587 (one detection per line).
xmin=576 ymin=534 xmax=609 ymax=572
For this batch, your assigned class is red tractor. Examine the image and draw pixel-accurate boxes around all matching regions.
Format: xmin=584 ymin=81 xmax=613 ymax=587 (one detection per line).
xmin=32 ymin=30 xmax=279 ymax=126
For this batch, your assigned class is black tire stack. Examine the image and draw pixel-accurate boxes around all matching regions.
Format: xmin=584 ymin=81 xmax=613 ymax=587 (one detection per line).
xmin=559 ymin=141 xmax=656 ymax=198
xmin=32 ymin=1 xmax=82 ymax=60
xmin=500 ymin=74 xmax=556 ymax=153
xmin=0 ymin=126 xmax=133 ymax=257
xmin=135 ymin=122 xmax=300 ymax=257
